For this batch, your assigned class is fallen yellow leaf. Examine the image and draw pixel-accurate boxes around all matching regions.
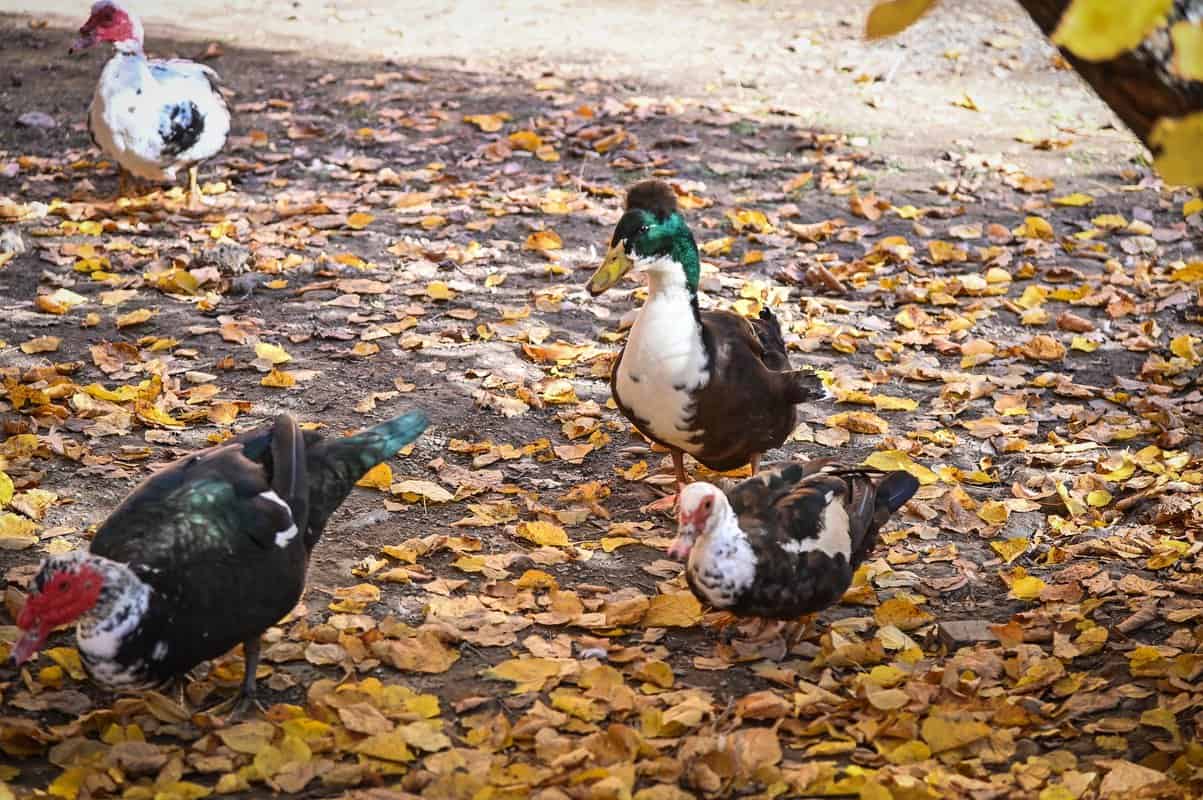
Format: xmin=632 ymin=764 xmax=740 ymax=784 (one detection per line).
xmin=426 ymin=281 xmax=456 ymax=301
xmin=346 ymin=211 xmax=375 ymax=230
xmin=356 ymin=463 xmax=393 ymax=491
xmin=642 ymin=593 xmax=703 ymax=628
xmin=865 ymin=0 xmax=939 ymax=39
xmin=464 ymin=112 xmax=510 ymax=132
xmin=515 ymin=520 xmax=569 ymax=547
xmin=255 ymin=342 xmax=292 ymax=364
xmin=524 ymin=230 xmax=563 ymax=252
xmin=863 ymin=450 xmax=937 ymax=485
xmin=1051 ymin=192 xmax=1094 ymax=206
xmin=1053 ymin=0 xmax=1173 ymax=61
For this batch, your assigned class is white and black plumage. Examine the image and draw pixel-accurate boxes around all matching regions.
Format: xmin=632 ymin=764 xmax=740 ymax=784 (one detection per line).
xmin=71 ymin=0 xmax=230 ymax=208
xmin=13 ymin=411 xmax=427 ymax=704
xmin=668 ymin=461 xmax=918 ymax=634
xmin=585 ymin=181 xmax=820 ymax=510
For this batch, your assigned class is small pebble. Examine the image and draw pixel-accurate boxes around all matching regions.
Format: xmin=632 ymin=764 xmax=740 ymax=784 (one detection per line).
xmin=16 ymin=111 xmax=57 ymax=129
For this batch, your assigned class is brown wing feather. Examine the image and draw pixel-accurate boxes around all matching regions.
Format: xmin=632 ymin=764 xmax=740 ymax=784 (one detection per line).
xmin=726 ymin=458 xmax=835 ymax=517
xmin=687 ymin=310 xmax=802 ymax=470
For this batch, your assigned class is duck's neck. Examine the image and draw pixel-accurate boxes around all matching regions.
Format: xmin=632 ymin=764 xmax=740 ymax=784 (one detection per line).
xmin=77 ymin=556 xmax=152 ymax=659
xmin=697 ymin=503 xmax=745 ymax=557
xmin=642 ymin=256 xmax=699 ymax=317
xmin=113 ymin=39 xmax=144 ymax=56
xmin=689 ymin=503 xmax=757 ymax=601
xmin=627 ymin=256 xmax=709 ymax=376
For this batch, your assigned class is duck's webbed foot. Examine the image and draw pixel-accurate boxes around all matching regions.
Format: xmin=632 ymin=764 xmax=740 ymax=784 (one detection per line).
xmin=207 ymin=637 xmax=266 ymax=721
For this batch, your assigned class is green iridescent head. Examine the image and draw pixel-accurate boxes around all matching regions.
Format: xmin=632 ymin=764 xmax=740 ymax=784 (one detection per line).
xmin=587 ymin=180 xmax=701 ymax=295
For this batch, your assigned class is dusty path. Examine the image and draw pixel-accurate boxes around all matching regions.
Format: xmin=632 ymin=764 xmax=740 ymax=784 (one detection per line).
xmin=6 ymin=0 xmax=1143 ymax=177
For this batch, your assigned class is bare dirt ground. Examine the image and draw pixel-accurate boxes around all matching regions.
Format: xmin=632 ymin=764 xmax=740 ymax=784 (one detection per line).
xmin=1 ymin=1 xmax=1202 ymax=798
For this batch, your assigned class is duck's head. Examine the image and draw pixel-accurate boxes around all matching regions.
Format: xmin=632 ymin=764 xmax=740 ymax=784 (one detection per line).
xmin=587 ymin=180 xmax=700 ymax=295
xmin=668 ymin=482 xmax=729 ymax=560
xmin=12 ymin=552 xmax=105 ymax=665
xmin=71 ymin=0 xmax=144 ymax=54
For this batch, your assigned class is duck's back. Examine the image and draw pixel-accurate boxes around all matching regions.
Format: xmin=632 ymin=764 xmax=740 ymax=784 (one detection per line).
xmin=718 ymin=467 xmax=916 ymax=620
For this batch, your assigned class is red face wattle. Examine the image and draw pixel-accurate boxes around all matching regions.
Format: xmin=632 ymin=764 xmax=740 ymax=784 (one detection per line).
xmin=669 ymin=494 xmax=716 ymax=560
xmin=71 ymin=4 xmax=136 ymax=52
xmin=12 ymin=563 xmax=104 ymax=665
xmin=677 ymin=494 xmax=715 ymax=531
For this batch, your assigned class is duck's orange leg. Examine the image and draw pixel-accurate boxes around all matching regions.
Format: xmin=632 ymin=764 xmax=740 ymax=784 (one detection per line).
xmin=785 ymin=615 xmax=817 ymax=651
xmin=187 ymin=166 xmax=206 ymax=210
xmin=644 ymin=450 xmax=688 ymax=512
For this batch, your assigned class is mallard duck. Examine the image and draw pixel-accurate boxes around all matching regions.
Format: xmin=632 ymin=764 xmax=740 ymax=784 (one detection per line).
xmin=669 ymin=461 xmax=918 ymax=643
xmin=70 ymin=0 xmax=231 ymax=209
xmin=587 ymin=180 xmax=819 ymax=509
xmin=14 ymin=411 xmax=427 ymax=709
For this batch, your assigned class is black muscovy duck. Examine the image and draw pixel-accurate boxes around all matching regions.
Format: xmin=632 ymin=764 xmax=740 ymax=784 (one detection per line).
xmin=13 ymin=410 xmax=427 ymax=706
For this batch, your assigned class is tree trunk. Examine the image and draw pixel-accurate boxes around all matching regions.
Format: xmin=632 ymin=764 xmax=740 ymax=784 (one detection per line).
xmin=1013 ymin=0 xmax=1203 ymax=150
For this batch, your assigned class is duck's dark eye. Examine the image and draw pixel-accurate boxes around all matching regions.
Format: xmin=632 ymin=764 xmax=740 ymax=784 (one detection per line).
xmin=639 ymin=224 xmax=649 ymax=234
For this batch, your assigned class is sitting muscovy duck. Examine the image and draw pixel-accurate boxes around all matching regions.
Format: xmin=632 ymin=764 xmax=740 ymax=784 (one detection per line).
xmin=70 ymin=0 xmax=230 ymax=209
xmin=13 ymin=410 xmax=427 ymax=708
xmin=586 ymin=180 xmax=820 ymax=511
xmin=668 ymin=461 xmax=918 ymax=643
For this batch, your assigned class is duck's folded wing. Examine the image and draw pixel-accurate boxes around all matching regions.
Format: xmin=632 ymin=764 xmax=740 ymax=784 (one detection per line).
xmin=727 ymin=458 xmax=836 ymax=517
xmin=817 ymin=469 xmax=918 ymax=565
xmin=90 ymin=446 xmax=292 ymax=570
xmin=768 ymin=474 xmax=855 ymax=561
xmin=147 ymin=59 xmax=229 ymax=150
xmin=150 ymin=59 xmax=223 ymax=92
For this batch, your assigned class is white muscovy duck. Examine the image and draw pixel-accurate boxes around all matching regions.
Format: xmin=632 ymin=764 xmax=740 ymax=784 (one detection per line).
xmin=70 ymin=0 xmax=230 ymax=209
xmin=668 ymin=461 xmax=919 ymax=645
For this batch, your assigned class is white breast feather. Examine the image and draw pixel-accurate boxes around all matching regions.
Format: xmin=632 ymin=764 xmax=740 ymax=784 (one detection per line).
xmin=77 ymin=579 xmax=152 ymax=689
xmin=615 ymin=257 xmax=710 ymax=453
xmin=687 ymin=513 xmax=756 ymax=608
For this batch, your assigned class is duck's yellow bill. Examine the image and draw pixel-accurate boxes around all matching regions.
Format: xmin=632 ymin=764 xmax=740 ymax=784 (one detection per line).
xmin=586 ymin=244 xmax=634 ymax=296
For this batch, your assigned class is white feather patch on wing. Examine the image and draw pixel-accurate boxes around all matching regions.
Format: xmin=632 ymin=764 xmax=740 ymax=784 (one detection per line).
xmin=259 ymin=490 xmax=299 ymax=548
xmin=780 ymin=498 xmax=852 ymax=559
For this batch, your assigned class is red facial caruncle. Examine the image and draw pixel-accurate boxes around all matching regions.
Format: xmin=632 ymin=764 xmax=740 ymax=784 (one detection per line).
xmin=12 ymin=561 xmax=104 ymax=665
xmin=668 ymin=486 xmax=717 ymax=560
xmin=71 ymin=1 xmax=140 ymax=52
xmin=676 ymin=493 xmax=715 ymax=533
